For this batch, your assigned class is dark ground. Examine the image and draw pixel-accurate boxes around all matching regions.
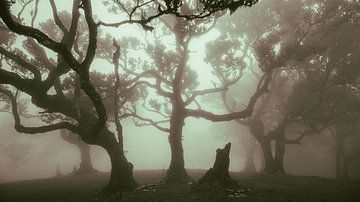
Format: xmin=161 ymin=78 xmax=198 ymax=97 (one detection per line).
xmin=0 ymin=170 xmax=359 ymax=202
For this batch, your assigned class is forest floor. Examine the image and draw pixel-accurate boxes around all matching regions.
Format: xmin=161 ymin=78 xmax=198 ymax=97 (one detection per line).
xmin=0 ymin=169 xmax=359 ymax=202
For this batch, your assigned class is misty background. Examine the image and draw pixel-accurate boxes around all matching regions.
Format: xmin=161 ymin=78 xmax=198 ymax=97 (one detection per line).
xmin=1 ymin=0 xmax=359 ymax=185
xmin=1 ymin=74 xmax=341 ymax=183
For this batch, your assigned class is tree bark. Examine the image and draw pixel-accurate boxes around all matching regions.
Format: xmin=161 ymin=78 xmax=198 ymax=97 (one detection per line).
xmin=260 ymin=140 xmax=275 ymax=173
xmin=98 ymin=129 xmax=137 ymax=193
xmin=198 ymin=143 xmax=234 ymax=186
xmin=163 ymin=110 xmax=191 ymax=184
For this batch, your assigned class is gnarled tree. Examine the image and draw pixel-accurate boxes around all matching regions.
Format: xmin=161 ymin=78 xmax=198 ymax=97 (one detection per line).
xmin=120 ymin=6 xmax=272 ymax=183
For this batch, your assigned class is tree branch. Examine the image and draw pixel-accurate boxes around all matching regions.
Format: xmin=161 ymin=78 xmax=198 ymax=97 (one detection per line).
xmin=0 ymin=46 xmax=41 ymax=80
xmin=30 ymin=0 xmax=39 ymax=27
xmin=112 ymin=39 xmax=124 ymax=145
xmin=49 ymin=0 xmax=67 ymax=34
xmin=141 ymin=100 xmax=170 ymax=119
xmin=0 ymin=87 xmax=79 ymax=134
xmin=122 ymin=69 xmax=172 ymax=87
xmin=0 ymin=1 xmax=79 ymax=69
xmin=0 ymin=69 xmax=36 ymax=92
xmin=184 ymin=76 xmax=240 ymax=106
xmin=125 ymin=80 xmax=173 ymax=98
xmin=99 ymin=0 xmax=259 ymax=30
xmin=122 ymin=112 xmax=170 ymax=133
xmin=17 ymin=0 xmax=34 ymax=20
xmin=81 ymin=0 xmax=97 ymax=68
xmin=185 ymin=69 xmax=273 ymax=121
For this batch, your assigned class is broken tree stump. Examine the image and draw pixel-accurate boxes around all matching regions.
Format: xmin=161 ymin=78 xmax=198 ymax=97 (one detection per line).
xmin=198 ymin=143 xmax=235 ymax=186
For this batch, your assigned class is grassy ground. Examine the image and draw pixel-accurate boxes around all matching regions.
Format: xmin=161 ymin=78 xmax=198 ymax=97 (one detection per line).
xmin=0 ymin=170 xmax=359 ymax=202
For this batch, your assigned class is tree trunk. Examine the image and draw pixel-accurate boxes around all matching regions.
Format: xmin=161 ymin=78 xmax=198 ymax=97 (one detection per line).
xmin=60 ymin=130 xmax=97 ymax=175
xmin=75 ymin=143 xmax=97 ymax=175
xmin=198 ymin=143 xmax=234 ymax=186
xmin=258 ymin=146 xmax=265 ymax=172
xmin=260 ymin=140 xmax=275 ymax=173
xmin=98 ymin=129 xmax=137 ymax=193
xmin=273 ymin=137 xmax=286 ymax=174
xmin=163 ymin=113 xmax=191 ymax=184
xmin=241 ymin=136 xmax=256 ymax=174
xmin=259 ymin=139 xmax=286 ymax=174
xmin=74 ymin=106 xmax=137 ymax=193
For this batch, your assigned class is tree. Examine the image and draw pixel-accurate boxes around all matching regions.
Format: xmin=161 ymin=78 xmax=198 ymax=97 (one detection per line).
xmin=120 ymin=4 xmax=274 ymax=183
xmin=331 ymin=101 xmax=360 ymax=180
xmin=214 ymin=0 xmax=360 ymax=174
xmin=290 ymin=80 xmax=360 ymax=179
xmin=283 ymin=0 xmax=360 ymax=178
xmin=0 ymin=0 xmax=260 ymax=192
xmin=60 ymin=129 xmax=97 ymax=175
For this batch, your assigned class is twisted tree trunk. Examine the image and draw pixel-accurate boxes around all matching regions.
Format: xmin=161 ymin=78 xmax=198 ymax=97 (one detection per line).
xmin=73 ymin=109 xmax=137 ymax=192
xmin=97 ymin=129 xmax=137 ymax=193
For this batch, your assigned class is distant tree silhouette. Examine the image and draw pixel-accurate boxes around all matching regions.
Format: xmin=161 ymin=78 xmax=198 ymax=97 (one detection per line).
xmin=60 ymin=129 xmax=97 ymax=175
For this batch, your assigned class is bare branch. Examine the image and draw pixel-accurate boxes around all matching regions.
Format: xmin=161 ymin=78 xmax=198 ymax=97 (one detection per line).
xmin=141 ymin=100 xmax=170 ymax=119
xmin=112 ymin=39 xmax=124 ymax=144
xmin=185 ymin=69 xmax=273 ymax=121
xmin=122 ymin=69 xmax=172 ymax=87
xmin=99 ymin=0 xmax=259 ymax=30
xmin=0 ymin=1 xmax=79 ymax=68
xmin=122 ymin=112 xmax=170 ymax=133
xmin=0 ymin=1 xmax=108 ymax=135
xmin=49 ymin=0 xmax=67 ymax=34
xmin=139 ymin=80 xmax=172 ymax=97
xmin=81 ymin=0 xmax=97 ymax=69
xmin=0 ymin=87 xmax=79 ymax=134
xmin=30 ymin=0 xmax=39 ymax=27
xmin=17 ymin=0 xmax=34 ymax=20
xmin=184 ymin=76 xmax=240 ymax=106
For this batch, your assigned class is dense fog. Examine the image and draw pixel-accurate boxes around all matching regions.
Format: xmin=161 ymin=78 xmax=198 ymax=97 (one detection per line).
xmin=0 ymin=1 xmax=359 ymax=201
